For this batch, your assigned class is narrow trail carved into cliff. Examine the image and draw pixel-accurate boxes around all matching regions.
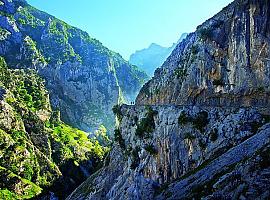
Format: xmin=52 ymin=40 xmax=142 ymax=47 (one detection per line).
xmin=123 ymin=104 xmax=270 ymax=113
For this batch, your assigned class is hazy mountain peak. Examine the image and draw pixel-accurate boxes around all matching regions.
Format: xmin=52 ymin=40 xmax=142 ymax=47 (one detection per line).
xmin=148 ymin=43 xmax=164 ymax=49
xmin=129 ymin=33 xmax=188 ymax=77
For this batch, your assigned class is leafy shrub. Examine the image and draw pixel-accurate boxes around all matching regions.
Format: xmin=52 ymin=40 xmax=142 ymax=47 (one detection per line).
xmin=144 ymin=144 xmax=158 ymax=155
xmin=134 ymin=116 xmax=139 ymax=124
xmin=191 ymin=45 xmax=199 ymax=54
xmin=209 ymin=128 xmax=218 ymax=141
xmin=114 ymin=129 xmax=125 ymax=149
xmin=249 ymin=121 xmax=262 ymax=134
xmin=198 ymin=140 xmax=207 ymax=150
xmin=198 ymin=28 xmax=213 ymax=41
xmin=135 ymin=118 xmax=153 ymax=138
xmin=112 ymin=104 xmax=123 ymax=121
xmin=51 ymin=123 xmax=108 ymax=165
xmin=0 ymin=189 xmax=17 ymax=200
xmin=184 ymin=132 xmax=196 ymax=140
xmin=257 ymin=86 xmax=265 ymax=92
xmin=259 ymin=148 xmax=270 ymax=169
xmin=146 ymin=106 xmax=158 ymax=116
xmin=213 ymin=79 xmax=225 ymax=86
xmin=190 ymin=184 xmax=205 ymax=199
xmin=48 ymin=110 xmax=61 ymax=128
xmin=135 ymin=107 xmax=158 ymax=138
xmin=178 ymin=111 xmax=191 ymax=125
xmin=174 ymin=68 xmax=188 ymax=79
xmin=22 ymin=162 xmax=34 ymax=180
xmin=212 ymin=20 xmax=224 ymax=29
xmin=192 ymin=111 xmax=209 ymax=132
xmin=130 ymin=146 xmax=140 ymax=170
xmin=179 ymin=111 xmax=209 ymax=132
xmin=263 ymin=115 xmax=270 ymax=123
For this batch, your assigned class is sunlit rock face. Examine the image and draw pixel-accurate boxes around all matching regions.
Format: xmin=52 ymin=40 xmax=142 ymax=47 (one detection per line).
xmin=137 ymin=0 xmax=270 ymax=108
xmin=0 ymin=0 xmax=148 ymax=132
xmin=67 ymin=0 xmax=270 ymax=199
xmin=68 ymin=105 xmax=270 ymax=200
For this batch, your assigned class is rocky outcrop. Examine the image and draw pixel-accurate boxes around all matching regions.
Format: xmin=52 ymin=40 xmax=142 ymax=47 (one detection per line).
xmin=0 ymin=0 xmax=148 ymax=132
xmin=136 ymin=0 xmax=270 ymax=108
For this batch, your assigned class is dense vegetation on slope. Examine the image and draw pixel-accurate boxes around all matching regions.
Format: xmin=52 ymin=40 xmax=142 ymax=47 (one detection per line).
xmin=0 ymin=0 xmax=148 ymax=133
xmin=0 ymin=57 xmax=109 ymax=199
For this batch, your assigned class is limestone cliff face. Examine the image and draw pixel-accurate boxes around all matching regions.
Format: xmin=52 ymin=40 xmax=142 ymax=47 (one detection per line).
xmin=0 ymin=0 xmax=148 ymax=132
xmin=68 ymin=105 xmax=270 ymax=200
xmin=136 ymin=0 xmax=270 ymax=107
xmin=67 ymin=0 xmax=270 ymax=199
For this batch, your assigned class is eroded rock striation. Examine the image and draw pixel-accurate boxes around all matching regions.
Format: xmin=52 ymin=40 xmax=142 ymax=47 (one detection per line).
xmin=137 ymin=0 xmax=270 ymax=108
xmin=0 ymin=0 xmax=148 ymax=132
xmin=68 ymin=105 xmax=270 ymax=200
xmin=68 ymin=0 xmax=270 ymax=199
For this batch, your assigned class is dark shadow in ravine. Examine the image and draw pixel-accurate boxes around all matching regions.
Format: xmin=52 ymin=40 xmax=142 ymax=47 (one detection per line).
xmin=32 ymin=157 xmax=104 ymax=200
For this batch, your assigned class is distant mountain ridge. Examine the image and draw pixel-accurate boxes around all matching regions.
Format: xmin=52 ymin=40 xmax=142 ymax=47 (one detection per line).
xmin=129 ymin=33 xmax=188 ymax=77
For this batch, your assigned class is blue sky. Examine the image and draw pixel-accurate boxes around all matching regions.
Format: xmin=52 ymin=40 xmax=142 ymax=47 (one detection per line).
xmin=27 ymin=0 xmax=233 ymax=60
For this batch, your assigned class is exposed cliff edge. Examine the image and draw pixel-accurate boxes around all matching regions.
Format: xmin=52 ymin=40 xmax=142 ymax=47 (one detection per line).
xmin=0 ymin=0 xmax=148 ymax=132
xmin=67 ymin=0 xmax=270 ymax=199
xmin=136 ymin=0 xmax=270 ymax=108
